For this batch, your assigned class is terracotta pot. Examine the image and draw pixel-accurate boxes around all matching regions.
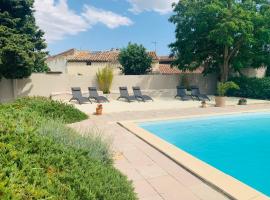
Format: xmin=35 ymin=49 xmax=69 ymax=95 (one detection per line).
xmin=96 ymin=108 xmax=102 ymax=115
xmin=95 ymin=104 xmax=103 ymax=115
xmin=215 ymin=96 xmax=226 ymax=107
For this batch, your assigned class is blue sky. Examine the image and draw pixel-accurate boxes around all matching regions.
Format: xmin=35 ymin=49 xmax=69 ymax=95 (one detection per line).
xmin=34 ymin=0 xmax=177 ymax=56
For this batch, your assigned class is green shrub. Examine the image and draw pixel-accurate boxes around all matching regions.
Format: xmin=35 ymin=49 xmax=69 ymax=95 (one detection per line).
xmin=37 ymin=120 xmax=112 ymax=164
xmin=228 ymin=77 xmax=270 ymax=99
xmin=14 ymin=97 xmax=88 ymax=123
xmin=0 ymin=104 xmax=44 ymax=135
xmin=0 ymin=99 xmax=137 ymax=200
xmin=217 ymin=81 xmax=239 ymax=96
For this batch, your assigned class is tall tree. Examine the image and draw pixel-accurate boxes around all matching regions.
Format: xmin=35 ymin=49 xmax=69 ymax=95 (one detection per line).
xmin=267 ymin=67 xmax=270 ymax=77
xmin=118 ymin=43 xmax=152 ymax=75
xmin=169 ymin=0 xmax=270 ymax=82
xmin=0 ymin=0 xmax=48 ymax=79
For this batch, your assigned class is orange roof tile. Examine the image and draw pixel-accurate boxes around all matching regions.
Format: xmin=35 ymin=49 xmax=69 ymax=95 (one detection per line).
xmin=159 ymin=64 xmax=203 ymax=74
xmin=67 ymin=50 xmax=158 ymax=62
xmin=159 ymin=64 xmax=181 ymax=74
xmin=46 ymin=48 xmax=77 ymax=62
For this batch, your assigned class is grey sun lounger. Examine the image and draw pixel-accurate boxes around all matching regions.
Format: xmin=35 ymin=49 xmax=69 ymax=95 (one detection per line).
xmin=190 ymin=86 xmax=210 ymax=101
xmin=88 ymin=87 xmax=109 ymax=103
xmin=117 ymin=87 xmax=137 ymax=102
xmin=132 ymin=86 xmax=153 ymax=102
xmin=175 ymin=86 xmax=192 ymax=101
xmin=69 ymin=87 xmax=92 ymax=104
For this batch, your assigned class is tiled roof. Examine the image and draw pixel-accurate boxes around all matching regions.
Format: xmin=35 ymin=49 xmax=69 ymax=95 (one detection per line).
xmin=159 ymin=64 xmax=203 ymax=74
xmin=158 ymin=56 xmax=175 ymax=62
xmin=159 ymin=64 xmax=181 ymax=74
xmin=46 ymin=49 xmax=76 ymax=62
xmin=67 ymin=50 xmax=158 ymax=62
xmin=67 ymin=51 xmax=119 ymax=62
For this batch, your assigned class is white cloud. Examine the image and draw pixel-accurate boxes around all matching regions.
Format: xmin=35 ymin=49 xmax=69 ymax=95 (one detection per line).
xmin=128 ymin=0 xmax=178 ymax=14
xmin=83 ymin=6 xmax=133 ymax=29
xmin=34 ymin=0 xmax=132 ymax=43
xmin=34 ymin=0 xmax=88 ymax=42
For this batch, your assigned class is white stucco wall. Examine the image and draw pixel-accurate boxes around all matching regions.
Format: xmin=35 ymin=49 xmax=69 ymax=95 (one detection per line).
xmin=46 ymin=57 xmax=67 ymax=73
xmin=67 ymin=62 xmax=122 ymax=76
xmin=47 ymin=56 xmax=161 ymax=76
xmin=66 ymin=61 xmax=159 ymax=76
xmin=241 ymin=67 xmax=267 ymax=78
xmin=0 ymin=73 xmax=217 ymax=102
xmin=0 ymin=78 xmax=14 ymax=102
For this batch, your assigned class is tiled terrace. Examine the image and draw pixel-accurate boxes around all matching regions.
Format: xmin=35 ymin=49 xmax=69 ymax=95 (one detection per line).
xmin=71 ymin=103 xmax=270 ymax=200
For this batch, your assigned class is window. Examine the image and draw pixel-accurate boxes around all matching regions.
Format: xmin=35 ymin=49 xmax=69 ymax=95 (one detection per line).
xmin=86 ymin=61 xmax=92 ymax=66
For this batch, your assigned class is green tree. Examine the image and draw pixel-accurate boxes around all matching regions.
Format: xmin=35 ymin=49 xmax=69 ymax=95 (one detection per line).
xmin=169 ymin=0 xmax=270 ymax=82
xmin=118 ymin=43 xmax=152 ymax=75
xmin=266 ymin=67 xmax=270 ymax=77
xmin=0 ymin=0 xmax=48 ymax=79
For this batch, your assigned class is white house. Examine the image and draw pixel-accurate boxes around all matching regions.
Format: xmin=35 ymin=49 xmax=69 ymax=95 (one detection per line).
xmin=46 ymin=48 xmax=160 ymax=76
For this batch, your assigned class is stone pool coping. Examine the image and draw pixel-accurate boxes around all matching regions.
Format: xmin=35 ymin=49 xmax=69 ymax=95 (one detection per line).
xmin=119 ymin=109 xmax=270 ymax=200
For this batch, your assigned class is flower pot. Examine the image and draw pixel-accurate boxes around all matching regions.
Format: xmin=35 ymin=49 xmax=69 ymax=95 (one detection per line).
xmin=215 ymin=96 xmax=226 ymax=107
xmin=95 ymin=104 xmax=103 ymax=115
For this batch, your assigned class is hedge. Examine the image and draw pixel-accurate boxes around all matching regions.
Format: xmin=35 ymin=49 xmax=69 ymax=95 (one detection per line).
xmin=0 ymin=98 xmax=137 ymax=200
xmin=13 ymin=97 xmax=88 ymax=123
xmin=228 ymin=77 xmax=270 ymax=99
xmin=37 ymin=120 xmax=113 ymax=164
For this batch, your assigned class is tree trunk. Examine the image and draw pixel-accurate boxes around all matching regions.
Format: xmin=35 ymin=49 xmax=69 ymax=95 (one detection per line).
xmin=221 ymin=62 xmax=229 ymax=82
xmin=221 ymin=46 xmax=229 ymax=82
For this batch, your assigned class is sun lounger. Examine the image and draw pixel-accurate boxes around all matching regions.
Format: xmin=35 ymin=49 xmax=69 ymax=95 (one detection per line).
xmin=132 ymin=86 xmax=153 ymax=102
xmin=117 ymin=87 xmax=137 ymax=102
xmin=88 ymin=87 xmax=109 ymax=103
xmin=175 ymin=86 xmax=192 ymax=101
xmin=190 ymin=86 xmax=210 ymax=101
xmin=69 ymin=87 xmax=91 ymax=104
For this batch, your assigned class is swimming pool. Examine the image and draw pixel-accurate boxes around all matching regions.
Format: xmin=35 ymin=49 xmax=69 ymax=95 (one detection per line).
xmin=140 ymin=112 xmax=270 ymax=197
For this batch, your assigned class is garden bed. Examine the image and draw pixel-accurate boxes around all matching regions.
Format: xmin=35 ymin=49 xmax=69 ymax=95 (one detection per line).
xmin=0 ymin=97 xmax=137 ymax=200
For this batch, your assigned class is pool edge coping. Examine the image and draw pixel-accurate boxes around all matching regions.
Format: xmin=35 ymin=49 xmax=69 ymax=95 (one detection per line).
xmin=118 ymin=109 xmax=270 ymax=200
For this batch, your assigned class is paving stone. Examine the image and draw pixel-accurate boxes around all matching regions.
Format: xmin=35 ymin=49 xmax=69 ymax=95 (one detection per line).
xmin=133 ymin=179 xmax=158 ymax=199
xmin=188 ymin=183 xmax=229 ymax=200
xmin=148 ymin=175 xmax=200 ymax=200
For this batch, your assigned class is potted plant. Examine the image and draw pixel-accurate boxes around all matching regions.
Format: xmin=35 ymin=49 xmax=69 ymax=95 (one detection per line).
xmin=95 ymin=104 xmax=103 ymax=115
xmin=238 ymin=98 xmax=247 ymax=105
xmin=215 ymin=81 xmax=239 ymax=107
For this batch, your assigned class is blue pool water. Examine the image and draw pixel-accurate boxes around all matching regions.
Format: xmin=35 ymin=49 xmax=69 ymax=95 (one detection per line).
xmin=140 ymin=112 xmax=270 ymax=196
